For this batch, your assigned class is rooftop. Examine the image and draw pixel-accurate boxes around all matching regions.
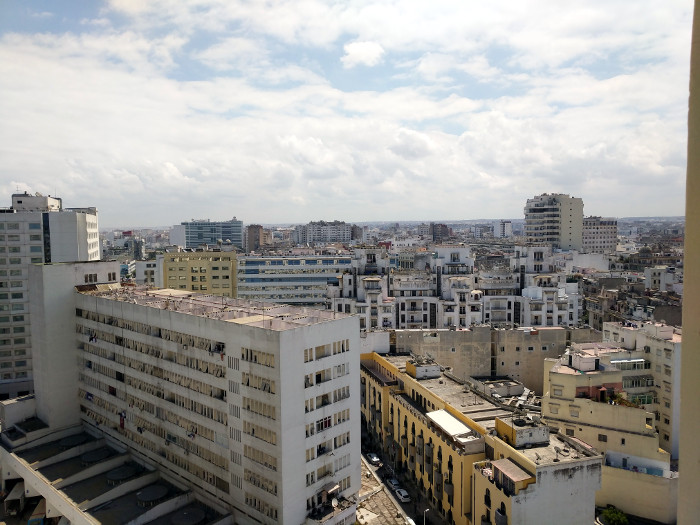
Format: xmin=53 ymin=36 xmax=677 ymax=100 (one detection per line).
xmin=77 ymin=286 xmax=351 ymax=331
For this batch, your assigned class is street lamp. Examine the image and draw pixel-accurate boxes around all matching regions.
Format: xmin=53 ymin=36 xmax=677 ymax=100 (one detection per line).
xmin=423 ymin=508 xmax=429 ymax=525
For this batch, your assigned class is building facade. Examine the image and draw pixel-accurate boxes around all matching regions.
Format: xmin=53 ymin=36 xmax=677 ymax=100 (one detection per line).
xmin=582 ymin=216 xmax=618 ymax=254
xmin=361 ymin=352 xmax=602 ymax=525
xmin=524 ymin=193 xmax=584 ymax=250
xmin=176 ymin=219 xmax=243 ymax=249
xmin=3 ymin=282 xmax=360 ymax=525
xmin=158 ymin=252 xmax=237 ymax=296
xmin=0 ymin=192 xmax=100 ymax=399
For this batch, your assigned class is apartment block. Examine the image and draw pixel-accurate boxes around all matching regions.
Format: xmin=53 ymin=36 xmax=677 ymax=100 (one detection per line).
xmin=238 ymin=255 xmax=352 ymax=305
xmin=542 ymin=346 xmax=677 ymax=523
xmin=172 ymin=219 xmax=243 ymax=249
xmin=2 ymin=283 xmax=360 ymax=525
xmin=158 ymin=252 xmax=237 ymax=296
xmin=292 ymin=221 xmax=354 ymax=244
xmin=0 ymin=192 xmax=100 ymax=399
xmin=361 ymin=352 xmax=602 ymax=525
xmin=601 ymin=322 xmax=681 ymax=458
xmin=582 ymin=216 xmax=618 ymax=254
xmin=524 ymin=193 xmax=583 ymax=250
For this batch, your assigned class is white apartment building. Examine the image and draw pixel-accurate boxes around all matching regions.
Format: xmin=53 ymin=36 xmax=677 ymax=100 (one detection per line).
xmin=524 ymin=193 xmax=584 ymax=250
xmin=0 ymin=192 xmax=100 ymax=399
xmin=496 ymin=220 xmax=513 ymax=238
xmin=582 ymin=216 xmax=618 ymax=254
xmin=292 ymin=221 xmax=353 ymax=244
xmin=4 ymin=279 xmax=360 ymax=525
xmin=238 ymin=255 xmax=353 ymax=305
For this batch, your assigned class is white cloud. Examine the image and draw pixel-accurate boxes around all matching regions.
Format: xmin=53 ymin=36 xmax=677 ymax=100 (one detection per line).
xmin=341 ymin=41 xmax=385 ymax=68
xmin=0 ymin=1 xmax=691 ymax=225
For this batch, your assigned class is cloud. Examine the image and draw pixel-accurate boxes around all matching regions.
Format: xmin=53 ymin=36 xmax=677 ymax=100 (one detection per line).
xmin=341 ymin=41 xmax=385 ymax=68
xmin=0 ymin=1 xmax=691 ymax=225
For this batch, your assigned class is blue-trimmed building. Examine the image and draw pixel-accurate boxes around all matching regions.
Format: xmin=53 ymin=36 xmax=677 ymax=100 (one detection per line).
xmin=237 ymin=255 xmax=353 ymax=305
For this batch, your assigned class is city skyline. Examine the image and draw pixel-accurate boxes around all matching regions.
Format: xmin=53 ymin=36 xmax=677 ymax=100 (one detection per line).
xmin=0 ymin=1 xmax=692 ymax=226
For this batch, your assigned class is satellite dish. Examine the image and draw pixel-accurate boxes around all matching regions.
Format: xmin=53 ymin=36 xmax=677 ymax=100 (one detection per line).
xmin=332 ymin=498 xmax=338 ymax=508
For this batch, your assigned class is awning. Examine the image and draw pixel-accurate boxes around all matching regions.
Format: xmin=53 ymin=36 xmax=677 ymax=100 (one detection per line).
xmin=321 ymin=482 xmax=340 ymax=494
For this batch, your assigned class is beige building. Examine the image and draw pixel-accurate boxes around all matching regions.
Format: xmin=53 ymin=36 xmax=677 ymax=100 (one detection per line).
xmin=542 ymin=346 xmax=677 ymax=523
xmin=361 ymin=352 xmax=602 ymax=525
xmin=394 ymin=326 xmax=600 ymax=395
xmin=582 ymin=216 xmax=618 ymax=254
xmin=524 ymin=193 xmax=584 ymax=250
xmin=158 ymin=252 xmax=237 ymax=297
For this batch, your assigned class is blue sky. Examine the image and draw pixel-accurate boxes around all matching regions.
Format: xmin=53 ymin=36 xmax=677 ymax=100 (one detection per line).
xmin=0 ymin=1 xmax=692 ymax=227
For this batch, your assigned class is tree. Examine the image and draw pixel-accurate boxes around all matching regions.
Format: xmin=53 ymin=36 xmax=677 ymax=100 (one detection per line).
xmin=601 ymin=507 xmax=628 ymax=525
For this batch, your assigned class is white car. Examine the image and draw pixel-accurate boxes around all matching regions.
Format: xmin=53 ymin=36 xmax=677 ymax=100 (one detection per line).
xmin=386 ymin=478 xmax=401 ymax=491
xmin=395 ymin=488 xmax=411 ymax=503
xmin=366 ymin=452 xmax=381 ymax=466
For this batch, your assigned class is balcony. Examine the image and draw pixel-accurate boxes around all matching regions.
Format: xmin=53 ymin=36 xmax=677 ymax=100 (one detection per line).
xmin=444 ymin=481 xmax=454 ymax=496
xmin=495 ymin=508 xmax=508 ymax=525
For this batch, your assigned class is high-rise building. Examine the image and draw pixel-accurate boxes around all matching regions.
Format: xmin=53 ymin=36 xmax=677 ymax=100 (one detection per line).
xmin=524 ymin=193 xmax=584 ymax=250
xmin=2 ymin=282 xmax=360 ymax=525
xmin=582 ymin=216 xmax=618 ymax=254
xmin=497 ymin=220 xmax=513 ymax=238
xmin=174 ymin=219 xmax=243 ymax=249
xmin=246 ymin=224 xmax=264 ymax=252
xmin=0 ymin=192 xmax=100 ymax=399
xmin=292 ymin=221 xmax=354 ymax=244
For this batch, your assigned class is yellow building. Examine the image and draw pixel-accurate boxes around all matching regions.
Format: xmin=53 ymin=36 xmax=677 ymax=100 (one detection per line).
xmin=361 ymin=352 xmax=602 ymax=525
xmin=159 ymin=252 xmax=237 ymax=297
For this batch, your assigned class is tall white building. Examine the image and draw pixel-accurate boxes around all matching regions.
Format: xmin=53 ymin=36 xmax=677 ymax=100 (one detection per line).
xmin=292 ymin=221 xmax=353 ymax=244
xmin=524 ymin=193 xmax=584 ymax=250
xmin=3 ymin=277 xmax=361 ymax=525
xmin=0 ymin=192 xmax=100 ymax=399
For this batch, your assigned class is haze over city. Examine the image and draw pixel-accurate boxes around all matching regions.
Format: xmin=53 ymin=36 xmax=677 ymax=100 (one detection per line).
xmin=0 ymin=1 xmax=691 ymax=226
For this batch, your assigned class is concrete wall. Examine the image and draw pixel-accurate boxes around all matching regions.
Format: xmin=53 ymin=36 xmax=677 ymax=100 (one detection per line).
xmin=599 ymin=466 xmax=678 ymax=524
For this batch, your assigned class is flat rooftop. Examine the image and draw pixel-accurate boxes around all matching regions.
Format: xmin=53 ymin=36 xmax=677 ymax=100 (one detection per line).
xmin=77 ymin=286 xmax=352 ymax=331
xmin=380 ymin=355 xmax=513 ymax=431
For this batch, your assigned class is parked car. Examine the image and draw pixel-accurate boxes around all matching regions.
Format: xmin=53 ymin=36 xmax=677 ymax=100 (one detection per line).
xmin=395 ymin=488 xmax=411 ymax=503
xmin=366 ymin=452 xmax=381 ymax=466
xmin=386 ymin=478 xmax=401 ymax=491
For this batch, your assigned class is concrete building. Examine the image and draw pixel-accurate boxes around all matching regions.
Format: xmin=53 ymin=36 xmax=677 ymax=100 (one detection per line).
xmin=158 ymin=252 xmax=237 ymax=297
xmin=0 ymin=192 xmax=100 ymax=399
xmin=542 ymin=345 xmax=677 ymax=524
xmin=602 ymin=322 xmax=682 ymax=459
xmin=496 ymin=220 xmax=513 ymax=239
xmin=1 ymin=283 xmax=360 ymax=525
xmin=582 ymin=216 xmax=618 ymax=254
xmin=524 ymin=193 xmax=584 ymax=250
xmin=238 ymin=255 xmax=352 ymax=305
xmin=246 ymin=224 xmax=264 ymax=252
xmin=394 ymin=325 xmax=600 ymax=396
xmin=361 ymin=352 xmax=602 ymax=525
xmin=174 ymin=219 xmax=243 ymax=249
xmin=292 ymin=221 xmax=354 ymax=245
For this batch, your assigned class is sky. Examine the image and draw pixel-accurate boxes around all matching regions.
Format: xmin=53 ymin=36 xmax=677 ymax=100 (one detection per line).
xmin=0 ymin=1 xmax=693 ymax=228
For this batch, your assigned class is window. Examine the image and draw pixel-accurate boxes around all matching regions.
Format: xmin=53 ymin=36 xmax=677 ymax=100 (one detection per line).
xmin=553 ymin=388 xmax=563 ymax=397
xmin=542 ymin=345 xmax=548 ymax=351
xmin=28 ymin=223 xmax=41 ymax=230
xmin=598 ymin=434 xmax=607 ymax=442
xmin=570 ymin=408 xmax=579 ymax=418
xmin=15 ymin=360 xmax=26 ymax=367
xmin=566 ymin=428 xmax=574 ymax=436
xmin=621 ymin=438 xmax=625 ymax=445
xmin=29 ymin=234 xmax=41 ymax=241
xmin=30 ymin=246 xmax=42 ymax=253
xmin=528 ymin=346 xmax=534 ymax=352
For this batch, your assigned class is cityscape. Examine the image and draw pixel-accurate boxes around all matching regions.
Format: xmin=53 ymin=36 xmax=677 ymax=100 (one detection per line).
xmin=0 ymin=190 xmax=690 ymax=525
xmin=1 ymin=2 xmax=698 ymax=525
